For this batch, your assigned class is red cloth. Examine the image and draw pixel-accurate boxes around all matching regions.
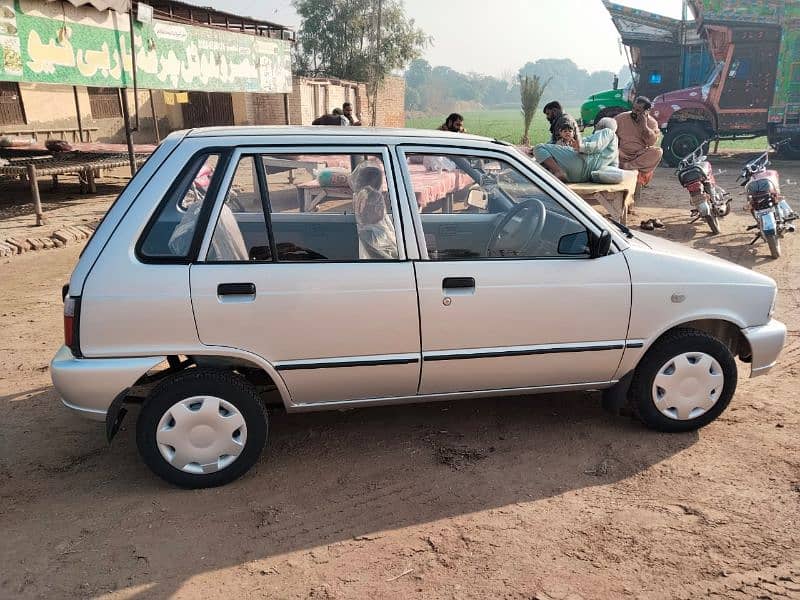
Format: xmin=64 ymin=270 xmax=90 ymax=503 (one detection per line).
xmin=296 ymin=163 xmax=473 ymax=209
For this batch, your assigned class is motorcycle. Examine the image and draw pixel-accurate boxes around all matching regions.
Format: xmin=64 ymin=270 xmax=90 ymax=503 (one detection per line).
xmin=737 ymin=140 xmax=797 ymax=259
xmin=676 ymin=140 xmax=731 ymax=234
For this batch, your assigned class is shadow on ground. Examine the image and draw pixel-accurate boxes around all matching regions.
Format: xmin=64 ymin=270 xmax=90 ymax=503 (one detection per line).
xmin=1 ymin=386 xmax=697 ymax=598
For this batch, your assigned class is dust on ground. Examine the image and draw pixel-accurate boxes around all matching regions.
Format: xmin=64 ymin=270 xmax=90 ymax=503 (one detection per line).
xmin=0 ymin=153 xmax=799 ymax=599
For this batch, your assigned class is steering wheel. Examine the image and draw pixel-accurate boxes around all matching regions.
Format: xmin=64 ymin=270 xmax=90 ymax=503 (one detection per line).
xmin=486 ymin=198 xmax=546 ymax=257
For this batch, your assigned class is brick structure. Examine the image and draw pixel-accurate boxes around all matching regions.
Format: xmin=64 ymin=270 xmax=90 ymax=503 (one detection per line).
xmin=241 ymin=76 xmax=405 ymax=128
xmin=373 ymin=76 xmax=406 ymax=128
xmin=6 ymin=76 xmax=405 ymax=144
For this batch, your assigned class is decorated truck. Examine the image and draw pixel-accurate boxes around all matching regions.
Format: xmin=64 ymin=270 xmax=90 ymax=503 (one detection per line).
xmin=580 ymin=1 xmax=714 ymax=128
xmin=654 ymin=0 xmax=800 ymax=166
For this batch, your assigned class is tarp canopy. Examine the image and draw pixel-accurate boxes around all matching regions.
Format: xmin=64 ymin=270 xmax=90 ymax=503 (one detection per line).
xmin=45 ymin=0 xmax=131 ymax=13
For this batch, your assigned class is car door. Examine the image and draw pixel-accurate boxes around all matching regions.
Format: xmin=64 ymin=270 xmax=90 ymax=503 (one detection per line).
xmin=397 ymin=146 xmax=632 ymax=396
xmin=189 ymin=146 xmax=421 ymax=407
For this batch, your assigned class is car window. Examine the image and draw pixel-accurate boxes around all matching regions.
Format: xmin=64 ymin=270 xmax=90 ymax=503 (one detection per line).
xmin=207 ymin=156 xmax=270 ymax=262
xmin=262 ymin=153 xmax=399 ymax=261
xmin=138 ymin=154 xmax=220 ymax=259
xmin=405 ymin=152 xmax=589 ymax=260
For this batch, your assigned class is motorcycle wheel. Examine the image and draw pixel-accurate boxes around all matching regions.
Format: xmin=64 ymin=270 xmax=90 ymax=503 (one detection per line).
xmin=765 ymin=232 xmax=781 ymax=259
xmin=705 ymin=213 xmax=721 ymax=235
xmin=714 ymin=187 xmax=731 ymax=216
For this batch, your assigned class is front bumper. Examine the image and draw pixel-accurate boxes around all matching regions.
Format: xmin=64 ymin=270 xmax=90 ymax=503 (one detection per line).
xmin=50 ymin=345 xmax=165 ymax=421
xmin=742 ymin=319 xmax=787 ymax=377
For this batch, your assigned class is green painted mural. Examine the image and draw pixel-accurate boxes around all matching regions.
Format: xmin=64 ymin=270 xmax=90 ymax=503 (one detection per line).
xmin=0 ymin=0 xmax=291 ymax=93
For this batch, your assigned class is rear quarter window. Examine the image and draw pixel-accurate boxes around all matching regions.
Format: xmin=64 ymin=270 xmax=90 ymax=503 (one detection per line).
xmin=137 ymin=154 xmax=221 ymax=260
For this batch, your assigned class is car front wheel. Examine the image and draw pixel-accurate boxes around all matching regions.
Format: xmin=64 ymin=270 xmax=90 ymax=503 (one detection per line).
xmin=629 ymin=329 xmax=737 ymax=432
xmin=136 ymin=368 xmax=268 ymax=488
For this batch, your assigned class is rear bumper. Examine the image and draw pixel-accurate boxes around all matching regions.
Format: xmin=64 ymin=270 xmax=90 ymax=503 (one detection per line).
xmin=50 ymin=345 xmax=165 ymax=421
xmin=742 ymin=319 xmax=786 ymax=378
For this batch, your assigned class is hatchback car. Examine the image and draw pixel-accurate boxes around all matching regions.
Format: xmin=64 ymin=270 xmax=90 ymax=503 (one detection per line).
xmin=51 ymin=127 xmax=786 ymax=488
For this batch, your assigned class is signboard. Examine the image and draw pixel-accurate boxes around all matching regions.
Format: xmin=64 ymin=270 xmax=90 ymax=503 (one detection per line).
xmin=0 ymin=0 xmax=292 ymax=93
xmin=136 ymin=2 xmax=153 ymax=24
xmin=136 ymin=19 xmax=292 ymax=93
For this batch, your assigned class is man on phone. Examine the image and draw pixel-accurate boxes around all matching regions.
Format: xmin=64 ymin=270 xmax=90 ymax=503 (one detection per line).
xmin=615 ymin=96 xmax=663 ymax=189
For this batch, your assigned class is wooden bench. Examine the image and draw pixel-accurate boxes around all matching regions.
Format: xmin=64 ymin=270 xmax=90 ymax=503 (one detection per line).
xmin=567 ymin=170 xmax=638 ymax=225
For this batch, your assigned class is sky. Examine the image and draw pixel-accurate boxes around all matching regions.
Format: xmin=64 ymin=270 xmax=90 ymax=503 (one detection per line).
xmin=200 ymin=0 xmax=686 ymax=76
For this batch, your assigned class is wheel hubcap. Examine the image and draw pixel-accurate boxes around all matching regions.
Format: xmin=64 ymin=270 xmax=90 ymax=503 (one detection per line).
xmin=156 ymin=396 xmax=247 ymax=474
xmin=651 ymin=352 xmax=724 ymax=421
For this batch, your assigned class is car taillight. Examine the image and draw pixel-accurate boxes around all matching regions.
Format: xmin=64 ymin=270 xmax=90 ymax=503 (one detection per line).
xmin=64 ymin=296 xmax=81 ymax=356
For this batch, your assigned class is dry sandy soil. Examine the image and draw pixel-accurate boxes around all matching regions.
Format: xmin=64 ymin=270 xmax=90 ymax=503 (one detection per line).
xmin=0 ymin=154 xmax=799 ymax=599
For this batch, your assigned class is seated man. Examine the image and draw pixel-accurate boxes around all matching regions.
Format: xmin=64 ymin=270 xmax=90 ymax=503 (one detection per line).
xmin=615 ymin=96 xmax=663 ymax=188
xmin=438 ymin=113 xmax=465 ymax=133
xmin=533 ymin=118 xmax=619 ymax=183
xmin=543 ymin=101 xmax=581 ymax=145
xmin=312 ymin=109 xmax=350 ymax=126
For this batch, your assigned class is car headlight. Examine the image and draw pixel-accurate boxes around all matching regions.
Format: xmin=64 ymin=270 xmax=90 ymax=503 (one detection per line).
xmin=769 ymin=289 xmax=777 ymax=318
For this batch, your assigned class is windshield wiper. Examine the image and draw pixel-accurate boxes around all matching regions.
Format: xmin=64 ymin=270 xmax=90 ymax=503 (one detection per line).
xmin=608 ymin=218 xmax=634 ymax=238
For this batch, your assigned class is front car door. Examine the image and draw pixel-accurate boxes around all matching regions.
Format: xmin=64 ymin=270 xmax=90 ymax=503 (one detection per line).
xmin=398 ymin=146 xmax=632 ymax=396
xmin=189 ymin=145 xmax=421 ymax=407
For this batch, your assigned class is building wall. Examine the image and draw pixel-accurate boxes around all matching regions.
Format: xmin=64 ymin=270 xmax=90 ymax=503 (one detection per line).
xmin=374 ymin=76 xmax=405 ymax=128
xmin=222 ymin=75 xmax=406 ymax=128
xmin=8 ymin=84 xmax=168 ymax=144
xmin=6 ymin=74 xmax=406 ymax=141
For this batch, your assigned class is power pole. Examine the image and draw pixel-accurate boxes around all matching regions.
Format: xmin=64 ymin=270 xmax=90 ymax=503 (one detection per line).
xmin=679 ymin=0 xmax=688 ymax=87
xmin=370 ymin=0 xmax=382 ymax=126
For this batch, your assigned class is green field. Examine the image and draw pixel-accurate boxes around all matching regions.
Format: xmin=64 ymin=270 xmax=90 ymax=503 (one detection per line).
xmin=407 ymin=108 xmax=768 ymax=151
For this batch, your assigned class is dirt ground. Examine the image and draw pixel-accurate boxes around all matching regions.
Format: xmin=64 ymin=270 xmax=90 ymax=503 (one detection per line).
xmin=1 ymin=153 xmax=799 ymax=600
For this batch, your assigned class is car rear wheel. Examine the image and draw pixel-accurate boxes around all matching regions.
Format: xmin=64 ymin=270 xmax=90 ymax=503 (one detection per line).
xmin=136 ymin=368 xmax=267 ymax=488
xmin=629 ymin=329 xmax=737 ymax=432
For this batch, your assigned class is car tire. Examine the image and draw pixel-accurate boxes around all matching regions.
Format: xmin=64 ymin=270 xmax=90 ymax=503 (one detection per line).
xmin=595 ymin=106 xmax=628 ymax=123
xmin=661 ymin=123 xmax=710 ymax=168
xmin=629 ymin=329 xmax=737 ymax=433
xmin=136 ymin=368 xmax=268 ymax=488
xmin=774 ymin=136 xmax=800 ymax=160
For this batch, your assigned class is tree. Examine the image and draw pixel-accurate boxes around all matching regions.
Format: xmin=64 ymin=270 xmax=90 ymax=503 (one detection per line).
xmin=405 ymin=58 xmax=432 ymax=89
xmin=519 ymin=75 xmax=549 ymax=146
xmin=292 ymin=0 xmax=429 ymax=84
xmin=518 ymin=59 xmax=619 ymax=105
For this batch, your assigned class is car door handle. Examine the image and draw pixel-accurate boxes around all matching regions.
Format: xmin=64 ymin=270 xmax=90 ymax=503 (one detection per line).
xmin=217 ymin=283 xmax=256 ymax=296
xmin=442 ymin=277 xmax=475 ymax=290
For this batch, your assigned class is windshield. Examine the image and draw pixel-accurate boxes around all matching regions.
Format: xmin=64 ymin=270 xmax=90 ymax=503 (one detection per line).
xmin=703 ymin=61 xmax=725 ymax=88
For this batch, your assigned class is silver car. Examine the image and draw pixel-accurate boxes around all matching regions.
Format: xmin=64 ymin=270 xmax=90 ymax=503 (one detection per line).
xmin=51 ymin=127 xmax=786 ymax=488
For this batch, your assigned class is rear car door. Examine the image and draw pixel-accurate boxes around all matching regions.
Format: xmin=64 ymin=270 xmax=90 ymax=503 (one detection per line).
xmin=398 ymin=146 xmax=633 ymax=395
xmin=189 ymin=145 xmax=421 ymax=407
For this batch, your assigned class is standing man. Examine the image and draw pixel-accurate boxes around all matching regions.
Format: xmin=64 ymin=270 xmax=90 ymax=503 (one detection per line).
xmin=543 ymin=101 xmax=580 ymax=146
xmin=343 ymin=102 xmax=362 ymax=126
xmin=615 ymin=96 xmax=663 ymax=188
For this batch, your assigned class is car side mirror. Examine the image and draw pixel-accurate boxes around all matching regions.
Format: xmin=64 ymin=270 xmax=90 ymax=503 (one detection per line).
xmin=589 ymin=229 xmax=612 ymax=258
xmin=466 ymin=186 xmax=488 ymax=210
xmin=557 ymin=230 xmax=590 ymax=256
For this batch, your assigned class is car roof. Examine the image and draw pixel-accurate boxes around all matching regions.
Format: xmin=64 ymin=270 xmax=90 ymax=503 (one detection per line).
xmin=185 ymin=125 xmax=495 ymax=143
